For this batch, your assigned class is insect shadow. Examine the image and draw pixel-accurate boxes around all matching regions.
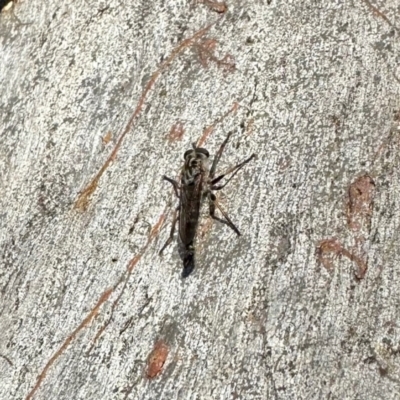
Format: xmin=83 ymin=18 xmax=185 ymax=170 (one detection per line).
xmin=160 ymin=131 xmax=255 ymax=278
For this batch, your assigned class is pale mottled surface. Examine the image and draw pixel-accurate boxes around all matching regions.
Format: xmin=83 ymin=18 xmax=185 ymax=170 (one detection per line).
xmin=1 ymin=0 xmax=400 ymax=399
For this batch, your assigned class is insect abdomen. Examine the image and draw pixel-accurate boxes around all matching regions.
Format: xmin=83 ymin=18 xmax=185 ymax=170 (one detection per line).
xmin=182 ymin=243 xmax=195 ymax=278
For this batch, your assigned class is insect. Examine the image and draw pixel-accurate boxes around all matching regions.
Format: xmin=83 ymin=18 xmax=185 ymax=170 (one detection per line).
xmin=160 ymin=131 xmax=255 ymax=277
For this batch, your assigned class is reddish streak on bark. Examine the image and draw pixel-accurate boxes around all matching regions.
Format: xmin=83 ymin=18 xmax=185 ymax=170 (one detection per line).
xmin=26 ymin=17 xmax=231 ymax=399
xmin=74 ymin=18 xmax=221 ymax=211
xmin=360 ymin=0 xmax=394 ymax=27
xmin=26 ymin=206 xmax=169 ymax=396
xmin=25 ymin=288 xmax=114 ymax=400
xmin=167 ymin=121 xmax=185 ymax=142
xmin=149 ymin=213 xmax=167 ymax=240
xmin=198 ymin=125 xmax=215 ymax=148
xmin=87 ymin=254 xmax=143 ymax=351
xmin=197 ymin=101 xmax=239 ymax=147
xmin=146 ymin=340 xmax=169 ymax=378
xmin=85 ymin=257 xmax=141 ymax=353
xmin=88 ymin=210 xmax=167 ymax=350
xmin=127 ymin=254 xmax=142 ymax=273
xmin=347 ymin=175 xmax=375 ymax=232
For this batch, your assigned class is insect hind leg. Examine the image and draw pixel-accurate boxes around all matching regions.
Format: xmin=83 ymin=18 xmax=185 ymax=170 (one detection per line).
xmin=159 ymin=207 xmax=179 ymax=255
xmin=209 ymin=131 xmax=234 ymax=179
xmin=208 ymin=192 xmax=241 ymax=236
xmin=210 ymin=154 xmax=255 ymax=189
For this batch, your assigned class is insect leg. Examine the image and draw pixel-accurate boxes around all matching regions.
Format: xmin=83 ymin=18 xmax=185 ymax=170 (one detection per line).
xmin=163 ymin=175 xmax=180 ymax=198
xmin=209 ymin=131 xmax=234 ymax=179
xmin=159 ymin=207 xmax=179 ymax=255
xmin=211 ymin=154 xmax=255 ymax=190
xmin=208 ymin=192 xmax=241 ymax=236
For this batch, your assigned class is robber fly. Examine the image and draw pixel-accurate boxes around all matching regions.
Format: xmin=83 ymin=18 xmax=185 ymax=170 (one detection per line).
xmin=159 ymin=131 xmax=255 ymax=278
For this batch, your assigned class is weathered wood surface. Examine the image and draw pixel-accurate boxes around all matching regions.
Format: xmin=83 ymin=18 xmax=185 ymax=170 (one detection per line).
xmin=1 ymin=1 xmax=400 ymax=399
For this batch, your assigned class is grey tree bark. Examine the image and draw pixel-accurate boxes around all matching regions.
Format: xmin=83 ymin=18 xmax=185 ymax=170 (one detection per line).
xmin=1 ymin=1 xmax=400 ymax=399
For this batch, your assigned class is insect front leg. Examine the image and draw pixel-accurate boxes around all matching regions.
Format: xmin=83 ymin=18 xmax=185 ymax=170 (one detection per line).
xmin=159 ymin=206 xmax=179 ymax=255
xmin=162 ymin=175 xmax=180 ymax=198
xmin=209 ymin=131 xmax=234 ymax=179
xmin=210 ymin=153 xmax=255 ymax=190
xmin=208 ymin=192 xmax=241 ymax=236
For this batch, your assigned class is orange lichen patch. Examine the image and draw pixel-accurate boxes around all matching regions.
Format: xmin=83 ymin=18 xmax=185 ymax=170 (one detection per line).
xmin=317 ymin=238 xmax=343 ymax=271
xmin=195 ymin=38 xmax=235 ymax=73
xmin=197 ymin=101 xmax=239 ymax=147
xmin=102 ymin=131 xmax=113 ymax=145
xmin=74 ymin=18 xmax=221 ymax=211
xmin=25 ymin=288 xmax=114 ymax=400
xmin=199 ymin=0 xmax=227 ymax=13
xmin=316 ymin=238 xmax=368 ymax=279
xmin=147 ymin=340 xmax=169 ymax=379
xmin=167 ymin=121 xmax=185 ymax=142
xmin=318 ymin=174 xmax=375 ymax=280
xmin=346 ymin=175 xmax=375 ymax=232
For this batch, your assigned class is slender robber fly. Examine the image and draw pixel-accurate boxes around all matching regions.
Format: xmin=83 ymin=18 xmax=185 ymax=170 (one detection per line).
xmin=159 ymin=131 xmax=255 ymax=278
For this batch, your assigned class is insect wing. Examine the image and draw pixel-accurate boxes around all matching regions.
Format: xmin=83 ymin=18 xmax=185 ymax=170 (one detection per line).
xmin=179 ymin=174 xmax=203 ymax=245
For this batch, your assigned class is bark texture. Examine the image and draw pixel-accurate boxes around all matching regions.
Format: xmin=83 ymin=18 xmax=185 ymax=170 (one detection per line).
xmin=1 ymin=1 xmax=400 ymax=399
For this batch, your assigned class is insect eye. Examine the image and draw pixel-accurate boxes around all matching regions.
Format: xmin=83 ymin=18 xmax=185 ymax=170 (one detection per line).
xmin=196 ymin=148 xmax=209 ymax=157
xmin=183 ymin=150 xmax=193 ymax=160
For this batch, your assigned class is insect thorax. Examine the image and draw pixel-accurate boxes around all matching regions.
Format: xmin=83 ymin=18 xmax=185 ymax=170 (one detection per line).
xmin=181 ymin=151 xmax=210 ymax=186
